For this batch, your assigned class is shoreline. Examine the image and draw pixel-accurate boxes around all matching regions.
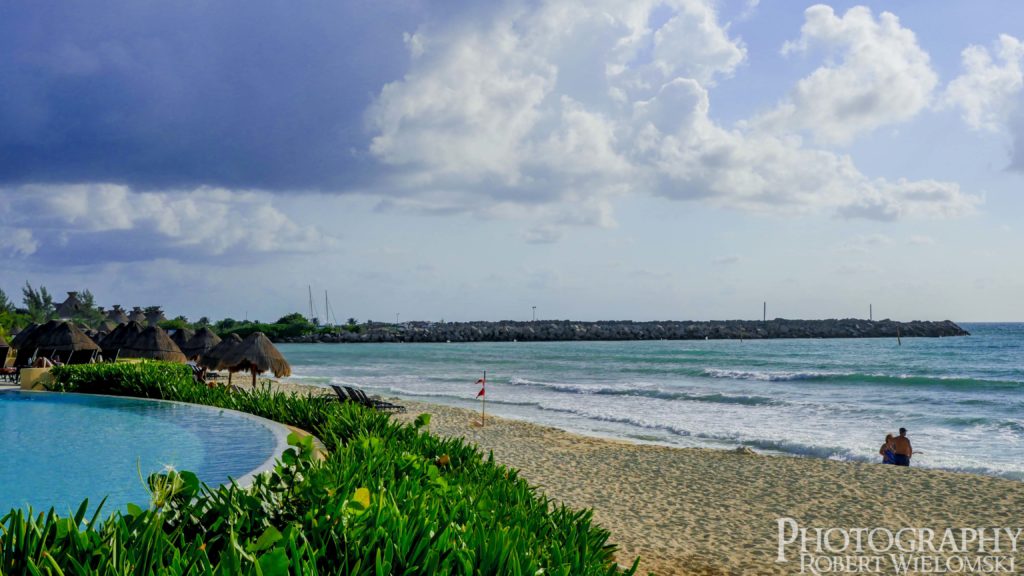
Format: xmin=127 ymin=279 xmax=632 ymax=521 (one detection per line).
xmin=273 ymin=381 xmax=1024 ymax=575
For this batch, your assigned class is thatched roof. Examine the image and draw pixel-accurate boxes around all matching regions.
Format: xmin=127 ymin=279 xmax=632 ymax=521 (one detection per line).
xmin=13 ymin=320 xmax=61 ymax=352
xmin=10 ymin=323 xmax=39 ymax=350
xmin=106 ymin=306 xmax=129 ymax=324
xmin=128 ymin=307 xmax=146 ymax=323
xmin=200 ymin=333 xmax=242 ymax=370
xmin=170 ymin=328 xmax=195 ymax=350
xmin=100 ymin=321 xmax=144 ymax=353
xmin=33 ymin=322 xmax=100 ymax=352
xmin=218 ymin=332 xmax=291 ymax=377
xmin=181 ymin=328 xmax=221 ymax=360
xmin=55 ymin=292 xmax=86 ymax=319
xmin=118 ymin=325 xmax=187 ymax=362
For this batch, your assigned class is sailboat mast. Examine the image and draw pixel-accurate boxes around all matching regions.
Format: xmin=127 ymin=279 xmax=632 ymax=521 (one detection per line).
xmin=308 ymin=285 xmax=315 ymax=324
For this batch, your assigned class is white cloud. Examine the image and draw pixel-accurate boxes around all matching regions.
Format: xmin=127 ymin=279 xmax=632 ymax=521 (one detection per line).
xmin=364 ymin=0 xmax=976 ymax=234
xmin=367 ymin=0 xmax=744 ymax=201
xmin=0 ymin=228 xmax=39 ymax=256
xmin=757 ymin=5 xmax=937 ymax=146
xmin=909 ymin=235 xmax=936 ymax=245
xmin=942 ymin=34 xmax=1024 ymax=132
xmin=630 ymin=81 xmax=979 ymax=219
xmin=0 ymin=184 xmax=334 ymax=261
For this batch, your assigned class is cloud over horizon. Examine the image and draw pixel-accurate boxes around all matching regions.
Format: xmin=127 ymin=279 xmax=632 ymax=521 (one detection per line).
xmin=0 ymin=184 xmax=334 ymax=264
xmin=0 ymin=0 xmax=1008 ymax=274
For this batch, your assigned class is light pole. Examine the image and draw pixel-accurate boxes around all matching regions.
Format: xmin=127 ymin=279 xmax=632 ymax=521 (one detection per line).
xmin=532 ymin=306 xmax=536 ymax=321
xmin=396 ymin=312 xmax=400 ymax=324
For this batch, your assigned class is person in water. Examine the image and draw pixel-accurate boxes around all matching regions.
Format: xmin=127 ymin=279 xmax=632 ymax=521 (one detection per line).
xmin=879 ymin=434 xmax=896 ymax=464
xmin=891 ymin=427 xmax=913 ymax=466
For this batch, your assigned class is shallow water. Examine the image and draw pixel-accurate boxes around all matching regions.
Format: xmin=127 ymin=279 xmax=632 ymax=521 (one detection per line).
xmin=280 ymin=322 xmax=1024 ymax=480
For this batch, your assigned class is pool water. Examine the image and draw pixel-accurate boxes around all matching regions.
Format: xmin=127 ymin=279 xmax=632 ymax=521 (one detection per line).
xmin=0 ymin=391 xmax=287 ymax=518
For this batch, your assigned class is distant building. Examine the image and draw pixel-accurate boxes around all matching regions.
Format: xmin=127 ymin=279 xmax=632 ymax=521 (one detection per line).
xmin=144 ymin=307 xmax=166 ymax=327
xmin=129 ymin=307 xmax=147 ymax=324
xmin=55 ymin=292 xmax=86 ymax=319
xmin=107 ymin=305 xmax=129 ymax=324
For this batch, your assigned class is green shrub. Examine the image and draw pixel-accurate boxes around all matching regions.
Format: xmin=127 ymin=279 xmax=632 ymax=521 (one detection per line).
xmin=0 ymin=362 xmax=642 ymax=575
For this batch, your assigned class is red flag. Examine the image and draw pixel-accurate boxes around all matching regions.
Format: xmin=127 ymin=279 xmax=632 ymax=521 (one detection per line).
xmin=476 ymin=376 xmax=486 ymax=397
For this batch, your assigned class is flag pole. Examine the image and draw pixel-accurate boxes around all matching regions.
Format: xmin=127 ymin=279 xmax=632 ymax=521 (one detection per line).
xmin=481 ymin=370 xmax=486 ymax=426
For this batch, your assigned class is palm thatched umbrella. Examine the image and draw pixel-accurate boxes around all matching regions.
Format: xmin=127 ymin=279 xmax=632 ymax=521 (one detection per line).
xmin=181 ymin=328 xmax=221 ymax=361
xmin=170 ymin=328 xmax=195 ymax=350
xmin=10 ymin=323 xmax=40 ymax=350
xmin=33 ymin=322 xmax=100 ymax=351
xmin=100 ymin=321 xmax=144 ymax=360
xmin=14 ymin=320 xmax=61 ymax=352
xmin=218 ymin=332 xmax=291 ymax=387
xmin=119 ymin=325 xmax=187 ymax=362
xmin=34 ymin=322 xmax=100 ymax=363
xmin=200 ymin=333 xmax=242 ymax=384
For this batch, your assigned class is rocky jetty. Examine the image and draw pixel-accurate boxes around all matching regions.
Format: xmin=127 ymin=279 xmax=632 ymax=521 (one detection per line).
xmin=280 ymin=318 xmax=969 ymax=344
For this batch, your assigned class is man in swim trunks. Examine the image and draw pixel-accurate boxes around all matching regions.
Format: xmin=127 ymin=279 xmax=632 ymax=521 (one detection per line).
xmin=891 ymin=427 xmax=912 ymax=466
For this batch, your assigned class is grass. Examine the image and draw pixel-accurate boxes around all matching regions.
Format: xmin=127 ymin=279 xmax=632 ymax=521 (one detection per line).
xmin=0 ymin=362 xmax=641 ymax=575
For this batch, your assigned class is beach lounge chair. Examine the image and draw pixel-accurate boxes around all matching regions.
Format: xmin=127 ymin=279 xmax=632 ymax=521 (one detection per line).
xmin=7 ymin=347 xmax=38 ymax=384
xmin=329 ymin=384 xmax=355 ymax=404
xmin=344 ymin=385 xmax=406 ymax=413
xmin=66 ymin=349 xmax=98 ymax=365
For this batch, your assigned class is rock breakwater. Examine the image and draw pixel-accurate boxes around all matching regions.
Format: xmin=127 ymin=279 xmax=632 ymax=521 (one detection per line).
xmin=280 ymin=318 xmax=969 ymax=344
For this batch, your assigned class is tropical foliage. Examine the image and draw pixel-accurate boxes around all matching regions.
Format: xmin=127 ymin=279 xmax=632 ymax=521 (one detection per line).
xmin=0 ymin=363 xmax=640 ymax=575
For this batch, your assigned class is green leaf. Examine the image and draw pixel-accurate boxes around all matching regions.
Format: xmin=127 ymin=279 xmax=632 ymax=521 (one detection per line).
xmin=126 ymin=503 xmax=143 ymax=517
xmin=352 ymin=487 xmax=370 ymax=510
xmin=413 ymin=413 xmax=431 ymax=429
xmin=248 ymin=526 xmax=283 ymax=553
xmin=258 ymin=548 xmax=290 ymax=576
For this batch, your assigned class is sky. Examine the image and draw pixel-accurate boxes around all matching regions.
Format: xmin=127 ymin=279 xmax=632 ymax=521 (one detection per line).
xmin=1 ymin=0 xmax=1022 ymax=323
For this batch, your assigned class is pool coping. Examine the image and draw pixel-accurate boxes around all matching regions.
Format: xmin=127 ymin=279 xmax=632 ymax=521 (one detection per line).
xmin=5 ymin=389 xmax=294 ymax=490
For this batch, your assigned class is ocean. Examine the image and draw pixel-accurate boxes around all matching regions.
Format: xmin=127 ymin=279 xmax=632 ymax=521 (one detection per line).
xmin=278 ymin=322 xmax=1024 ymax=480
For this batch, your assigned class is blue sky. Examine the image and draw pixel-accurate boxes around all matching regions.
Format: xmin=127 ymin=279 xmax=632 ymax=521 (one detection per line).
xmin=1 ymin=1 xmax=1022 ymax=322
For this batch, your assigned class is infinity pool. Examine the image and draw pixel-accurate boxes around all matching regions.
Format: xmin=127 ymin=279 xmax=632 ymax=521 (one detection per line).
xmin=0 ymin=390 xmax=289 ymax=517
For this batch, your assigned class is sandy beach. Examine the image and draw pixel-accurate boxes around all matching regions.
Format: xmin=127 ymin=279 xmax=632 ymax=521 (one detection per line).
xmin=273 ymin=380 xmax=1024 ymax=576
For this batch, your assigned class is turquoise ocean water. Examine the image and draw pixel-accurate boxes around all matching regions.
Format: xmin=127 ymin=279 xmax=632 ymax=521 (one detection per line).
xmin=279 ymin=323 xmax=1023 ymax=480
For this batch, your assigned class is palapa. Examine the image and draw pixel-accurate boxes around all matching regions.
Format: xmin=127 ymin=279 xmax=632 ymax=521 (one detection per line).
xmin=200 ymin=333 xmax=242 ymax=371
xmin=181 ymin=328 xmax=221 ymax=361
xmin=170 ymin=328 xmax=195 ymax=350
xmin=100 ymin=321 xmax=144 ymax=359
xmin=118 ymin=325 xmax=187 ymax=362
xmin=13 ymin=320 xmax=61 ymax=353
xmin=9 ymin=323 xmax=39 ymax=350
xmin=218 ymin=332 xmax=291 ymax=387
xmin=33 ymin=322 xmax=100 ymax=352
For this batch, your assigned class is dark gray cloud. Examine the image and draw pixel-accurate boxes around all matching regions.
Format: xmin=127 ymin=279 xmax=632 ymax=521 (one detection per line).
xmin=0 ymin=0 xmax=429 ymax=191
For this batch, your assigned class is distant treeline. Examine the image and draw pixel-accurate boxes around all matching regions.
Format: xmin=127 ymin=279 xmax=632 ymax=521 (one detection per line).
xmin=0 ymin=282 xmax=353 ymax=342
